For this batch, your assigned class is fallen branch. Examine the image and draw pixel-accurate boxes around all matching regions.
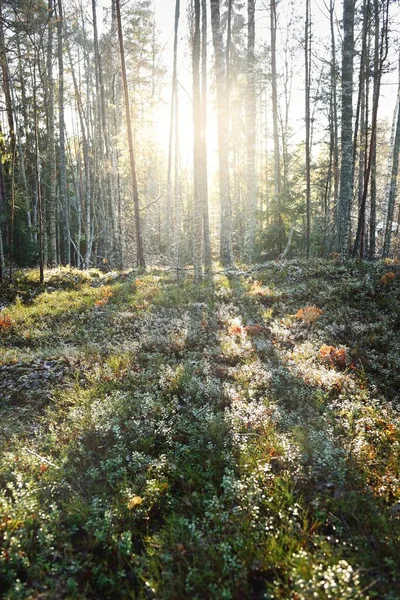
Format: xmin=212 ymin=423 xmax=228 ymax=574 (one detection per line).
xmin=23 ymin=447 xmax=59 ymax=469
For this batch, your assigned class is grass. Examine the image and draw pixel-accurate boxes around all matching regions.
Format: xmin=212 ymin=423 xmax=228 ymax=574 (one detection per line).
xmin=0 ymin=260 xmax=400 ymax=599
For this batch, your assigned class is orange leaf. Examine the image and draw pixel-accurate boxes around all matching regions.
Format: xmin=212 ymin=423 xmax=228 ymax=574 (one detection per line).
xmin=319 ymin=344 xmax=335 ymax=358
xmin=228 ymin=324 xmax=244 ymax=335
xmin=95 ymin=297 xmax=108 ymax=306
xmin=380 ymin=272 xmax=396 ymax=285
xmin=0 ymin=314 xmax=13 ymax=330
xmin=295 ymin=306 xmax=323 ymax=324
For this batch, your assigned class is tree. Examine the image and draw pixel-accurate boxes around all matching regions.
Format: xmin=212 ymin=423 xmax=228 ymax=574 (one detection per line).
xmin=0 ymin=145 xmax=6 ymax=280
xmin=115 ymin=0 xmax=146 ymax=269
xmin=336 ymin=0 xmax=356 ymax=256
xmin=201 ymin=0 xmax=211 ymax=270
xmin=353 ymin=0 xmax=389 ymax=258
xmin=244 ymin=0 xmax=256 ymax=261
xmin=192 ymin=0 xmax=203 ymax=279
xmin=305 ymin=0 xmax=311 ymax=258
xmin=46 ymin=0 xmax=57 ymax=266
xmin=57 ymin=0 xmax=70 ymax=264
xmin=210 ymin=0 xmax=233 ymax=265
xmin=270 ymin=0 xmax=282 ymax=250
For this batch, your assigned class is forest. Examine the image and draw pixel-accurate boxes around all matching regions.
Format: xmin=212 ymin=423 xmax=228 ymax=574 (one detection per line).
xmin=1 ymin=0 xmax=400 ymax=598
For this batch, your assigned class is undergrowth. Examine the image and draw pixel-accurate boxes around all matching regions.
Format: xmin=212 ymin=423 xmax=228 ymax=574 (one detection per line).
xmin=0 ymin=260 xmax=399 ymax=599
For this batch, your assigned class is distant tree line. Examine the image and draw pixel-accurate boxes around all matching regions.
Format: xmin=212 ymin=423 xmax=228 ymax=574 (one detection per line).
xmin=0 ymin=0 xmax=399 ymax=282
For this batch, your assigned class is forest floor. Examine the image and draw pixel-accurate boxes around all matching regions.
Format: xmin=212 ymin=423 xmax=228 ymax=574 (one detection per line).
xmin=1 ymin=259 xmax=400 ymax=599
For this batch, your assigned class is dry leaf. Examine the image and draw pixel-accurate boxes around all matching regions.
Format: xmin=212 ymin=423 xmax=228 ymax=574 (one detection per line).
xmin=127 ymin=496 xmax=143 ymax=510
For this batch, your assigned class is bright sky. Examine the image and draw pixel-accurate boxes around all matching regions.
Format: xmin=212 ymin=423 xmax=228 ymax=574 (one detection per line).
xmin=150 ymin=0 xmax=399 ymax=161
xmin=93 ymin=0 xmax=399 ymax=166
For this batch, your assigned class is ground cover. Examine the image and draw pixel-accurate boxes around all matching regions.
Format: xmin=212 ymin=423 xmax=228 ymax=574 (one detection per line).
xmin=1 ymin=260 xmax=400 ymax=599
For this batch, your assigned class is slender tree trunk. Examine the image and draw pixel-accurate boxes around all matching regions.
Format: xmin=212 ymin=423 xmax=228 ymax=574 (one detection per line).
xmin=264 ymin=75 xmax=269 ymax=226
xmin=57 ymin=0 xmax=70 ymax=264
xmin=226 ymin=0 xmax=232 ymax=121
xmin=369 ymin=0 xmax=380 ymax=259
xmin=336 ymin=0 xmax=356 ymax=256
xmin=353 ymin=0 xmax=369 ymax=257
xmin=245 ymin=0 xmax=256 ymax=262
xmin=115 ymin=0 xmax=146 ymax=268
xmin=329 ymin=0 xmax=339 ymax=226
xmin=270 ymin=0 xmax=281 ymax=252
xmin=33 ymin=60 xmax=44 ymax=283
xmin=305 ymin=0 xmax=311 ymax=258
xmin=66 ymin=39 xmax=93 ymax=268
xmin=92 ymin=0 xmax=116 ymax=265
xmin=166 ymin=0 xmax=180 ymax=259
xmin=174 ymin=69 xmax=180 ymax=272
xmin=354 ymin=0 xmax=388 ymax=257
xmin=16 ymin=37 xmax=34 ymax=239
xmin=201 ymin=0 xmax=211 ymax=271
xmin=47 ymin=0 xmax=57 ymax=265
xmin=192 ymin=0 xmax=203 ymax=280
xmin=210 ymin=0 xmax=232 ymax=265
xmin=0 ymin=146 xmax=6 ymax=280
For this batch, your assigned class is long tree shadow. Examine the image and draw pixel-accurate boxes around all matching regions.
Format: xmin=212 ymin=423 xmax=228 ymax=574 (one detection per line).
xmin=0 ymin=268 xmax=399 ymax=598
xmin=224 ymin=271 xmax=400 ymax=597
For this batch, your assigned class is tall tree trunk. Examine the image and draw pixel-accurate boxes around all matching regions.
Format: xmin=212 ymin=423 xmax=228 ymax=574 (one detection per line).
xmin=47 ymin=0 xmax=57 ymax=266
xmin=66 ymin=39 xmax=93 ymax=268
xmin=210 ymin=0 xmax=233 ymax=266
xmin=264 ymin=74 xmax=269 ymax=227
xmin=92 ymin=0 xmax=116 ymax=265
xmin=115 ymin=0 xmax=146 ymax=268
xmin=329 ymin=0 xmax=339 ymax=230
xmin=369 ymin=0 xmax=380 ymax=259
xmin=166 ymin=0 xmax=180 ymax=259
xmin=336 ymin=0 xmax=356 ymax=256
xmin=353 ymin=0 xmax=369 ymax=257
xmin=226 ymin=0 xmax=233 ymax=121
xmin=245 ymin=0 xmax=256 ymax=262
xmin=354 ymin=0 xmax=389 ymax=257
xmin=33 ymin=60 xmax=44 ymax=283
xmin=0 ymin=146 xmax=6 ymax=280
xmin=305 ymin=0 xmax=311 ymax=259
xmin=201 ymin=0 xmax=211 ymax=271
xmin=192 ymin=0 xmax=203 ymax=280
xmin=57 ymin=0 xmax=70 ymax=264
xmin=174 ymin=70 xmax=180 ymax=272
xmin=270 ymin=0 xmax=281 ymax=252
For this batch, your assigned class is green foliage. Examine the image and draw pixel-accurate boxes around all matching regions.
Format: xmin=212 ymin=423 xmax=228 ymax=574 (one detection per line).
xmin=1 ymin=262 xmax=400 ymax=598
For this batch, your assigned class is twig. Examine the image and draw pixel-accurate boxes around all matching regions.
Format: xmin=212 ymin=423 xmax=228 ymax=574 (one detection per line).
xmin=23 ymin=447 xmax=59 ymax=469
